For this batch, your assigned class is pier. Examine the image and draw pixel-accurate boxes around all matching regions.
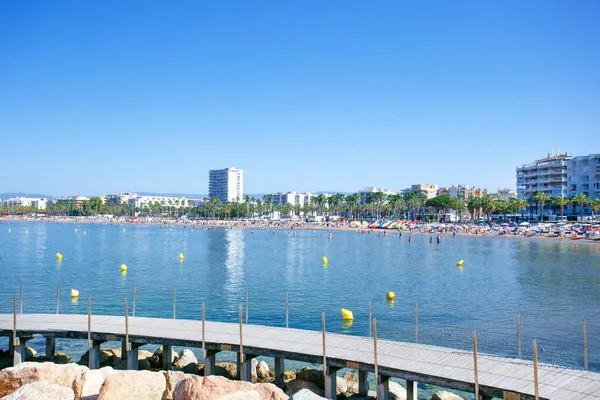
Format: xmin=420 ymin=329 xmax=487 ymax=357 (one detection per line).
xmin=1 ymin=312 xmax=599 ymax=400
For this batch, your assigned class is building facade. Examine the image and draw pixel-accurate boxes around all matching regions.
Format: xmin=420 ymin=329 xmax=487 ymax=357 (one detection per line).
xmin=438 ymin=185 xmax=488 ymax=199
xmin=516 ymin=153 xmax=571 ymax=199
xmin=491 ymin=188 xmax=517 ymax=201
xmin=2 ymin=197 xmax=48 ymax=210
xmin=410 ymin=184 xmax=438 ymax=199
xmin=358 ymin=187 xmax=396 ymax=204
xmin=208 ymin=167 xmax=244 ymax=203
xmin=567 ymin=154 xmax=600 ymax=199
xmin=270 ymin=192 xmax=313 ymax=207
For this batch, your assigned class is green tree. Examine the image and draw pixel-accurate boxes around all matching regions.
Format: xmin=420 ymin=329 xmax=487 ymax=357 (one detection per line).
xmin=533 ymin=192 xmax=550 ymax=222
xmin=551 ymin=196 xmax=569 ymax=220
xmin=571 ymin=193 xmax=589 ymax=221
xmin=450 ymin=196 xmax=466 ymax=222
xmin=590 ymin=198 xmax=600 ymax=218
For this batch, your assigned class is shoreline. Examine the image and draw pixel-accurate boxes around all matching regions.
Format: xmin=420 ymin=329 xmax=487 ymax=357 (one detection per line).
xmin=1 ymin=215 xmax=598 ymax=245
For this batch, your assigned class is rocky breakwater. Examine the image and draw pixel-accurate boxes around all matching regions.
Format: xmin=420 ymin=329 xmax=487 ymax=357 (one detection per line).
xmin=0 ymin=362 xmax=289 ymax=400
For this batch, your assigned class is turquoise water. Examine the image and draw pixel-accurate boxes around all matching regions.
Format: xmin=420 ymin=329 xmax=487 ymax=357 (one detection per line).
xmin=1 ymin=222 xmax=599 ymax=376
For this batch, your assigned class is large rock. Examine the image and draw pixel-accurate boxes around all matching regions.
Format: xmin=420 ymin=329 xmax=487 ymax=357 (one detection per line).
xmin=172 ymin=375 xmax=287 ymax=400
xmin=219 ymin=391 xmax=262 ymax=400
xmin=342 ymin=372 xmax=358 ymax=395
xmin=198 ymin=362 xmax=237 ymax=380
xmin=32 ymin=353 xmax=72 ymax=365
xmin=296 ymin=368 xmax=324 ymax=389
xmin=432 ymin=391 xmax=465 ymax=400
xmin=25 ymin=347 xmax=37 ymax=361
xmin=0 ymin=362 xmax=88 ymax=398
xmin=285 ymin=380 xmax=324 ymax=397
xmin=388 ymin=381 xmax=407 ymax=400
xmin=1 ymin=380 xmax=75 ymax=400
xmin=336 ymin=376 xmax=348 ymax=396
xmin=256 ymin=361 xmax=270 ymax=381
xmin=282 ymin=370 xmax=297 ymax=383
xmin=149 ymin=346 xmax=176 ymax=369
xmin=162 ymin=371 xmax=186 ymax=400
xmin=251 ymin=358 xmax=258 ymax=379
xmin=96 ymin=370 xmax=166 ymax=400
xmin=289 ymin=388 xmax=327 ymax=400
xmin=72 ymin=366 xmax=121 ymax=400
xmin=173 ymin=349 xmax=198 ymax=370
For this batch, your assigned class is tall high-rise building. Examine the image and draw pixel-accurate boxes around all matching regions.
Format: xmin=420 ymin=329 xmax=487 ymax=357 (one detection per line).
xmin=567 ymin=154 xmax=600 ymax=199
xmin=516 ymin=153 xmax=571 ymax=199
xmin=208 ymin=167 xmax=244 ymax=203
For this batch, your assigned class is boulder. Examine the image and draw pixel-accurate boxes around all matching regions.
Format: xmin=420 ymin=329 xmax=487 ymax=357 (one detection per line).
xmin=342 ymin=372 xmax=359 ymax=394
xmin=282 ymin=370 xmax=296 ymax=383
xmin=219 ymin=391 xmax=262 ymax=400
xmin=198 ymin=362 xmax=237 ymax=380
xmin=290 ymin=388 xmax=327 ymax=400
xmin=0 ymin=362 xmax=88 ymax=398
xmin=432 ymin=391 xmax=465 ymax=400
xmin=172 ymin=375 xmax=287 ymax=400
xmin=285 ymin=380 xmax=324 ymax=397
xmin=96 ymin=370 xmax=166 ymax=400
xmin=149 ymin=346 xmax=176 ymax=369
xmin=388 ymin=381 xmax=407 ymax=400
xmin=162 ymin=371 xmax=186 ymax=400
xmin=296 ymin=368 xmax=324 ymax=389
xmin=1 ymin=380 xmax=75 ymax=400
xmin=336 ymin=376 xmax=348 ymax=396
xmin=72 ymin=366 xmax=121 ymax=400
xmin=32 ymin=353 xmax=71 ymax=364
xmin=173 ymin=349 xmax=198 ymax=370
xmin=251 ymin=358 xmax=258 ymax=379
xmin=25 ymin=347 xmax=37 ymax=361
xmin=256 ymin=361 xmax=270 ymax=381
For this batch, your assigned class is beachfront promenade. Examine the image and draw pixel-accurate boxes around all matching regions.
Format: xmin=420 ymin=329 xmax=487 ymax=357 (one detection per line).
xmin=1 ymin=313 xmax=598 ymax=399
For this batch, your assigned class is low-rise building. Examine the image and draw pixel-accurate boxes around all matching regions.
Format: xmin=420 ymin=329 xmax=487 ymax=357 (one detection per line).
xmin=2 ymin=197 xmax=48 ymax=210
xmin=438 ymin=185 xmax=487 ymax=199
xmin=410 ymin=184 xmax=438 ymax=199
xmin=358 ymin=187 xmax=396 ymax=204
xmin=491 ymin=188 xmax=517 ymax=200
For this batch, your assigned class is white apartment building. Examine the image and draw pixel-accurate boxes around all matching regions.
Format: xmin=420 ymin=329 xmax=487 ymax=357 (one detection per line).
xmin=208 ymin=167 xmax=244 ymax=203
xmin=358 ymin=187 xmax=396 ymax=204
xmin=269 ymin=192 xmax=314 ymax=207
xmin=103 ymin=192 xmax=139 ymax=206
xmin=491 ymin=188 xmax=517 ymax=200
xmin=438 ymin=185 xmax=488 ymax=198
xmin=516 ymin=153 xmax=571 ymax=199
xmin=132 ymin=195 xmax=189 ymax=209
xmin=2 ymin=197 xmax=48 ymax=210
xmin=410 ymin=184 xmax=438 ymax=199
xmin=567 ymin=154 xmax=600 ymax=199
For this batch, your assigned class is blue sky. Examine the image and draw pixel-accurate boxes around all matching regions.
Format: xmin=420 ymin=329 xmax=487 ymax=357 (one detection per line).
xmin=0 ymin=1 xmax=597 ymax=196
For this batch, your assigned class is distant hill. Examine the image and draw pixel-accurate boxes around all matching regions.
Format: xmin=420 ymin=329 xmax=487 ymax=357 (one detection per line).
xmin=0 ymin=193 xmax=55 ymax=200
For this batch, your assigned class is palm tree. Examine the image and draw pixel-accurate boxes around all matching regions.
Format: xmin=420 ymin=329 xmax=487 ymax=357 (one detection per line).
xmin=551 ymin=196 xmax=569 ymax=220
xmin=571 ymin=193 xmax=589 ymax=221
xmin=533 ymin=192 xmax=550 ymax=222
xmin=450 ymin=196 xmax=466 ymax=222
xmin=467 ymin=197 xmax=482 ymax=222
xmin=590 ymin=198 xmax=600 ymax=218
xmin=387 ymin=194 xmax=405 ymax=219
xmin=510 ymin=198 xmax=527 ymax=221
xmin=479 ymin=194 xmax=494 ymax=222
xmin=345 ymin=193 xmax=360 ymax=219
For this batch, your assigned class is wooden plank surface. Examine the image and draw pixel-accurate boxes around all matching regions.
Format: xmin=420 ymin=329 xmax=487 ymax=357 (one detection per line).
xmin=0 ymin=313 xmax=598 ymax=400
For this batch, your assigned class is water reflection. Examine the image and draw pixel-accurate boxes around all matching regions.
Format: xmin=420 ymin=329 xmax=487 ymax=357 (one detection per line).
xmin=224 ymin=229 xmax=245 ymax=302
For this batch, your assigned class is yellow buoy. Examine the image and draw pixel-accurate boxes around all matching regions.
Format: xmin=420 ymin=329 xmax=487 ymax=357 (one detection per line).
xmin=25 ymin=230 xmax=29 ymax=235
xmin=456 ymin=260 xmax=464 ymax=267
xmin=386 ymin=291 xmax=395 ymax=300
xmin=56 ymin=253 xmax=63 ymax=261
xmin=120 ymin=264 xmax=127 ymax=272
xmin=123 ymin=228 xmax=126 ymax=232
xmin=70 ymin=289 xmax=79 ymax=298
xmin=179 ymin=253 xmax=184 ymax=260
xmin=322 ymin=256 xmax=328 ymax=265
xmin=83 ymin=231 xmax=86 ymax=236
xmin=340 ymin=308 xmax=354 ymax=320
xmin=7 ymin=228 xmax=11 ymax=233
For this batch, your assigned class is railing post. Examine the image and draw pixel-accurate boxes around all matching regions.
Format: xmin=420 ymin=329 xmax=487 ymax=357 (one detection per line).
xmin=202 ymin=301 xmax=206 ymax=359
xmin=583 ymin=320 xmax=588 ymax=371
xmin=517 ymin=312 xmax=521 ymax=359
xmin=87 ymin=295 xmax=92 ymax=348
xmin=239 ymin=303 xmax=243 ymax=365
xmin=533 ymin=339 xmax=539 ymax=400
xmin=374 ymin=318 xmax=389 ymax=399
xmin=415 ymin=302 xmax=419 ymax=343
xmin=124 ymin=297 xmax=129 ymax=353
xmin=322 ymin=312 xmax=327 ymax=376
xmin=473 ymin=330 xmax=479 ymax=400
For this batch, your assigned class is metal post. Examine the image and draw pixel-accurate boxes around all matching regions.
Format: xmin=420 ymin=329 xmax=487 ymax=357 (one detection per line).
xmin=202 ymin=301 xmax=206 ymax=359
xmin=583 ymin=320 xmax=588 ymax=371
xmin=373 ymin=318 xmax=378 ymax=383
xmin=239 ymin=304 xmax=244 ymax=365
xmin=13 ymin=294 xmax=17 ymax=347
xmin=19 ymin=282 xmax=23 ymax=315
xmin=473 ymin=330 xmax=479 ymax=400
xmin=245 ymin=289 xmax=249 ymax=324
xmin=517 ymin=312 xmax=521 ymax=359
xmin=173 ymin=285 xmax=176 ymax=319
xmin=415 ymin=302 xmax=419 ymax=343
xmin=533 ymin=339 xmax=539 ymax=400
xmin=133 ymin=284 xmax=137 ymax=317
xmin=87 ymin=296 xmax=92 ymax=348
xmin=56 ymin=282 xmax=60 ymax=314
xmin=124 ymin=297 xmax=129 ymax=353
xmin=285 ymin=292 xmax=289 ymax=328
xmin=322 ymin=312 xmax=327 ymax=376
xmin=368 ymin=298 xmax=372 ymax=337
